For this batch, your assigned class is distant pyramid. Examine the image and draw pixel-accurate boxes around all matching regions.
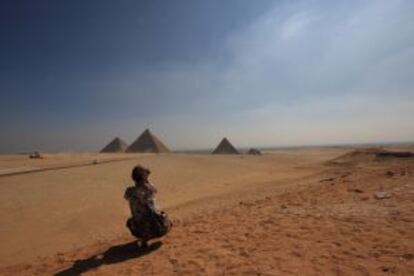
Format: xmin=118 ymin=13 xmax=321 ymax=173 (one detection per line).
xmin=212 ymin=137 xmax=240 ymax=154
xmin=127 ymin=129 xmax=170 ymax=153
xmin=100 ymin=137 xmax=127 ymax=153
xmin=247 ymin=148 xmax=262 ymax=155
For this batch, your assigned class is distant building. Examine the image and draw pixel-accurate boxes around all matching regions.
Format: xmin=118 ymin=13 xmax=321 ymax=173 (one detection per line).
xmin=127 ymin=129 xmax=170 ymax=153
xmin=247 ymin=148 xmax=262 ymax=155
xmin=212 ymin=137 xmax=240 ymax=154
xmin=100 ymin=137 xmax=128 ymax=153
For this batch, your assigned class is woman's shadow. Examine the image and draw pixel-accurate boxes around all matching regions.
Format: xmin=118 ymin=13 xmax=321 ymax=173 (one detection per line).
xmin=54 ymin=241 xmax=162 ymax=276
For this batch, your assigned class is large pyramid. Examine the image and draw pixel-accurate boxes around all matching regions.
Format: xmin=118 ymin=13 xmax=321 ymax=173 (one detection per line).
xmin=212 ymin=137 xmax=240 ymax=154
xmin=127 ymin=129 xmax=170 ymax=153
xmin=100 ymin=137 xmax=128 ymax=153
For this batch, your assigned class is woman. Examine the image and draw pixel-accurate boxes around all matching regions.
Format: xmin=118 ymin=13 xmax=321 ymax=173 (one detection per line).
xmin=124 ymin=165 xmax=172 ymax=248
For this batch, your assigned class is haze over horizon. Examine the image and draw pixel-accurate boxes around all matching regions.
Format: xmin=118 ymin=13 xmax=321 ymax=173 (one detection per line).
xmin=1 ymin=0 xmax=413 ymax=153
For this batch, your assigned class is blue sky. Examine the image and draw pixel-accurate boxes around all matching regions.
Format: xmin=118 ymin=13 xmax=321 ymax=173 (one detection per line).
xmin=1 ymin=0 xmax=413 ymax=152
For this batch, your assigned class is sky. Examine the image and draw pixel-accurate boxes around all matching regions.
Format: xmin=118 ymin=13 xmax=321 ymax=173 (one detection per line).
xmin=0 ymin=0 xmax=413 ymax=153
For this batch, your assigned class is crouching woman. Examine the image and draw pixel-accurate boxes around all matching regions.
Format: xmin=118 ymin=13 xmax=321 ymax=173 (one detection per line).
xmin=124 ymin=165 xmax=172 ymax=248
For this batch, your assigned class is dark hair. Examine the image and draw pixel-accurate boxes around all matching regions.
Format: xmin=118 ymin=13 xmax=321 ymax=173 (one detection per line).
xmin=131 ymin=165 xmax=150 ymax=183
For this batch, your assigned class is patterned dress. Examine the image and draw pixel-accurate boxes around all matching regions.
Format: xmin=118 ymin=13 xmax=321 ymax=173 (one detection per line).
xmin=124 ymin=182 xmax=170 ymax=239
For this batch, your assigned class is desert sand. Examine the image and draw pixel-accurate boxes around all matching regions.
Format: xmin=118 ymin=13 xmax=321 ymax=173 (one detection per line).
xmin=0 ymin=147 xmax=413 ymax=275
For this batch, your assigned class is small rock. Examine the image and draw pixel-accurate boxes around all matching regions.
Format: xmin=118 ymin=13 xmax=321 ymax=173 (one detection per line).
xmin=320 ymin=177 xmax=335 ymax=182
xmin=402 ymin=253 xmax=413 ymax=261
xmin=386 ymin=171 xmax=395 ymax=177
xmin=374 ymin=191 xmax=392 ymax=200
xmin=340 ymin=173 xmax=350 ymax=178
xmin=381 ymin=266 xmax=396 ymax=273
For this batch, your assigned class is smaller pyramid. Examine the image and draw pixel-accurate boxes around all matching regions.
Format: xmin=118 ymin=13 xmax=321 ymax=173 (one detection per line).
xmin=247 ymin=148 xmax=262 ymax=155
xmin=127 ymin=129 xmax=170 ymax=153
xmin=212 ymin=137 xmax=240 ymax=154
xmin=100 ymin=137 xmax=128 ymax=153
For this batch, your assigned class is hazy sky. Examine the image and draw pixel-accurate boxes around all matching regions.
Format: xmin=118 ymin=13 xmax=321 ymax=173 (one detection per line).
xmin=1 ymin=0 xmax=413 ymax=153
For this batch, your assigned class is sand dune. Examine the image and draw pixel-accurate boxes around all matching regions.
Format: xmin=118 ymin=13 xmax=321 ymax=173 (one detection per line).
xmin=0 ymin=148 xmax=413 ymax=275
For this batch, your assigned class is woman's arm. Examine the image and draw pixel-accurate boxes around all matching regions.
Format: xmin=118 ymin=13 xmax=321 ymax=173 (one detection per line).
xmin=146 ymin=182 xmax=158 ymax=193
xmin=124 ymin=186 xmax=136 ymax=199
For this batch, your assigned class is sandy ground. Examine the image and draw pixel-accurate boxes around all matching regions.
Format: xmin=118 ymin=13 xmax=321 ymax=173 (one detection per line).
xmin=0 ymin=148 xmax=413 ymax=275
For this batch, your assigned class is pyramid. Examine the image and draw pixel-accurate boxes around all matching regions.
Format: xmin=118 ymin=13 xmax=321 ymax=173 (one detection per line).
xmin=100 ymin=137 xmax=128 ymax=153
xmin=247 ymin=148 xmax=262 ymax=155
xmin=126 ymin=129 xmax=170 ymax=153
xmin=212 ymin=137 xmax=240 ymax=154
